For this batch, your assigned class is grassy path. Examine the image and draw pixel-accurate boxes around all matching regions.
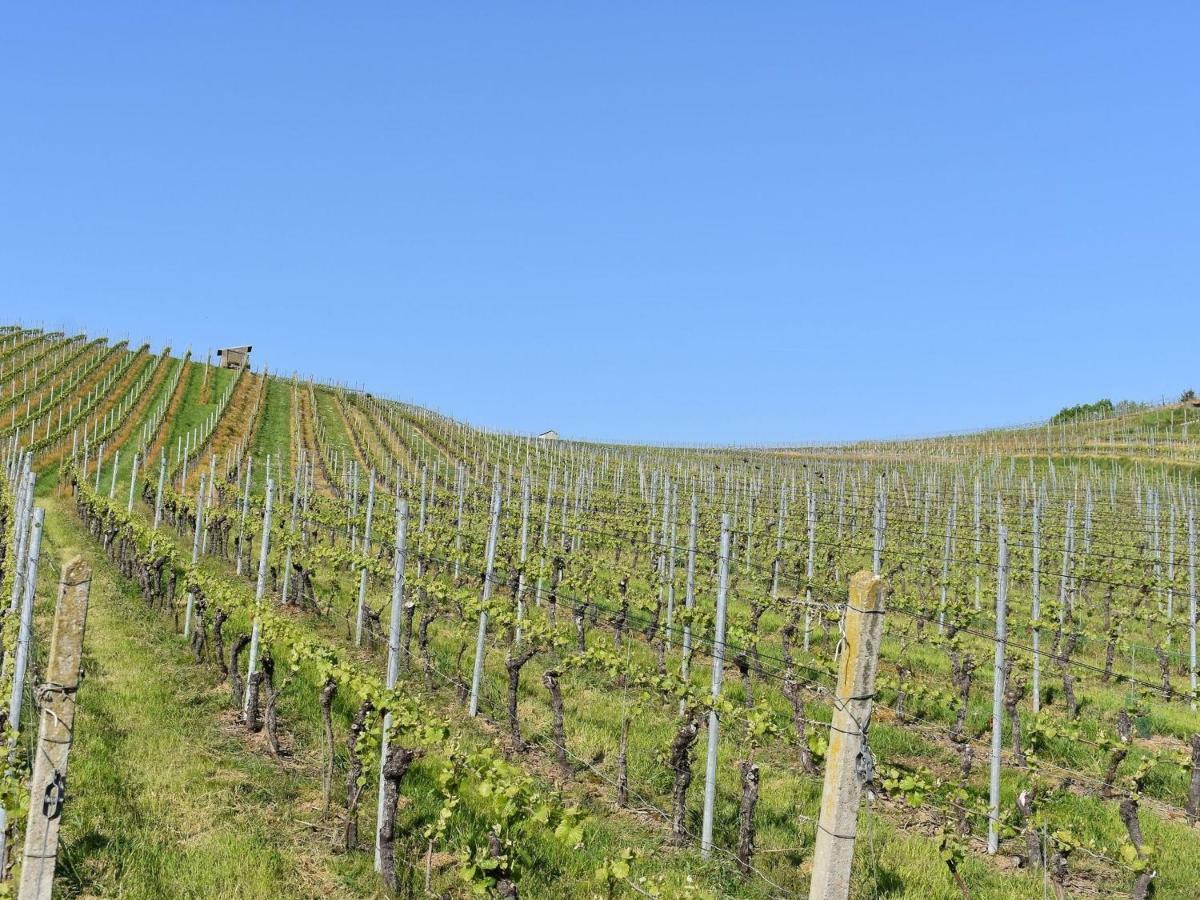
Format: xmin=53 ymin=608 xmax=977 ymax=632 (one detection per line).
xmin=250 ymin=377 xmax=291 ymax=493
xmin=35 ymin=492 xmax=372 ymax=899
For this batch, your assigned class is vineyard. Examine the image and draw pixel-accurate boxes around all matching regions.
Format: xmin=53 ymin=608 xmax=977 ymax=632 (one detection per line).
xmin=1 ymin=323 xmax=1198 ymax=898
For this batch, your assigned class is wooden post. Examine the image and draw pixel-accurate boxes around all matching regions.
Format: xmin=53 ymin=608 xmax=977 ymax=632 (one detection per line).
xmin=0 ymin=500 xmax=40 ymax=874
xmin=1031 ymin=493 xmax=1041 ymax=713
xmin=184 ymin=475 xmax=206 ymax=638
xmin=153 ymin=454 xmax=166 ymax=531
xmin=18 ymin=556 xmax=91 ymax=900
xmin=679 ymin=493 xmax=698 ymax=715
xmin=244 ymin=479 xmax=274 ymax=713
xmin=1189 ymin=507 xmax=1196 ymax=710
xmin=700 ymin=513 xmax=731 ymax=858
xmin=468 ymin=474 xmax=501 ymax=718
xmin=354 ymin=470 xmax=376 ymax=647
xmin=375 ymin=498 xmax=409 ymax=871
xmin=515 ymin=471 xmax=530 ymax=645
xmin=987 ymin=524 xmax=1009 ymax=854
xmin=808 ymin=571 xmax=886 ymax=900
xmin=126 ymin=452 xmax=139 ymax=514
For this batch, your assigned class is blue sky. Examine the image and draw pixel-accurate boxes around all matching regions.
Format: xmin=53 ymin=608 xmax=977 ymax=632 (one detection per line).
xmin=3 ymin=5 xmax=1197 ymax=444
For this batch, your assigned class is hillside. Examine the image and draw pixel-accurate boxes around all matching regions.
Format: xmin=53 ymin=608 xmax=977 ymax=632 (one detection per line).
xmin=2 ymin=325 xmax=1199 ymax=899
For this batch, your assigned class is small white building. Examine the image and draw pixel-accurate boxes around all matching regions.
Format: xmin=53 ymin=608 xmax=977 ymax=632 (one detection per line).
xmin=537 ymin=430 xmax=559 ymax=441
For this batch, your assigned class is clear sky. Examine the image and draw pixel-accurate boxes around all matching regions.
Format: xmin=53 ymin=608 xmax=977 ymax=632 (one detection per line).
xmin=3 ymin=6 xmax=1197 ymax=445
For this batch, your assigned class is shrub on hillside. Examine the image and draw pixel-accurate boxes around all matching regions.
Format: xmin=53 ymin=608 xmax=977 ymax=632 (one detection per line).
xmin=1051 ymin=399 xmax=1114 ymax=424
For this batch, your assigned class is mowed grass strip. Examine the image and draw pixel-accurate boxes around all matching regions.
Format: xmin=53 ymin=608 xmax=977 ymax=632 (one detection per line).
xmin=36 ymin=495 xmax=373 ymax=899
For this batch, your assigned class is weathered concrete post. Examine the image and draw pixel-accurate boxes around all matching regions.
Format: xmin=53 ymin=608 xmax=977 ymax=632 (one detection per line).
xmin=809 ymin=571 xmax=886 ymax=900
xmin=18 ymin=556 xmax=92 ymax=900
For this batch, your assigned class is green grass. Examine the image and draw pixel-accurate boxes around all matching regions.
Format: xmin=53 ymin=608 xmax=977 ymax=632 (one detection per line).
xmin=160 ymin=362 xmax=234 ymax=471
xmin=145 ymin=511 xmax=766 ymax=898
xmin=215 ymin=529 xmax=1047 ymax=899
xmin=250 ymin=377 xmax=292 ymax=492
xmin=119 ymin=484 xmax=1193 ymax=898
xmin=19 ymin=348 xmax=1199 ymax=899
xmin=45 ymin=476 xmax=1195 ymax=899
xmin=33 ymin=492 xmax=378 ymax=899
xmin=312 ymin=387 xmax=355 ymax=464
xmin=97 ymin=353 xmax=178 ymax=491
